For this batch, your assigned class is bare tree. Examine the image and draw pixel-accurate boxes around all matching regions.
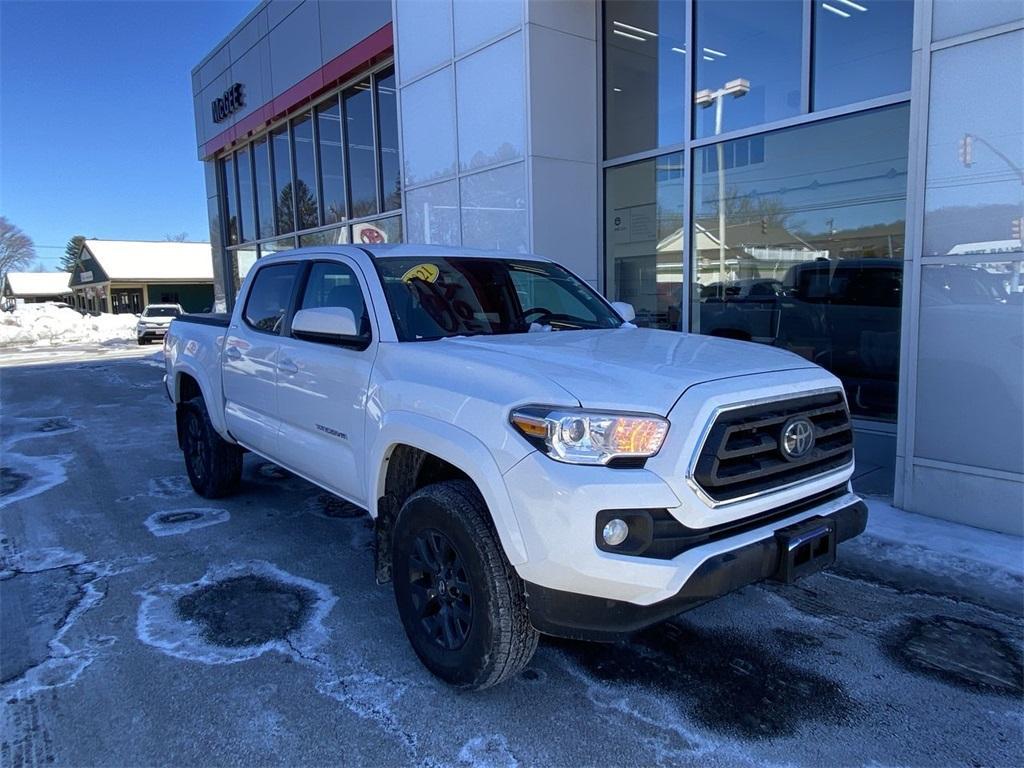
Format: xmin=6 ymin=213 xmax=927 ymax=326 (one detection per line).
xmin=164 ymin=232 xmax=189 ymax=242
xmin=0 ymin=217 xmax=37 ymax=278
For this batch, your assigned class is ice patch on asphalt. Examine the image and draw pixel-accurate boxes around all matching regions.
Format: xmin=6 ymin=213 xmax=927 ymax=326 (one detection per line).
xmin=457 ymin=735 xmax=518 ymax=768
xmin=143 ymin=508 xmax=230 ymax=537
xmin=0 ymin=452 xmax=71 ymax=510
xmin=0 ymin=547 xmax=146 ymax=701
xmin=0 ymin=415 xmax=79 ymax=509
xmin=136 ymin=561 xmax=337 ymax=665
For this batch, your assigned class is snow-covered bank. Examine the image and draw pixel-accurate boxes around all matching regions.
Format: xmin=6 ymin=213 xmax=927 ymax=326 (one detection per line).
xmin=0 ymin=304 xmax=137 ymax=347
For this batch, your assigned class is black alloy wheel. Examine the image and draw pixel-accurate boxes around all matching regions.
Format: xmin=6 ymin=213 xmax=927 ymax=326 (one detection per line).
xmin=408 ymin=528 xmax=473 ymax=650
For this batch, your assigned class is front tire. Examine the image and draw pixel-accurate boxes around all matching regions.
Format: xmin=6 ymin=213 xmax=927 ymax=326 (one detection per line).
xmin=392 ymin=480 xmax=538 ymax=690
xmin=179 ymin=396 xmax=242 ymax=498
xmin=138 ymin=336 xmax=149 ymax=345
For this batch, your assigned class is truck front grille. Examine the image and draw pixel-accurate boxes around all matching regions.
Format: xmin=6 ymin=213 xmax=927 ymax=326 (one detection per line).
xmin=691 ymin=391 xmax=854 ymax=504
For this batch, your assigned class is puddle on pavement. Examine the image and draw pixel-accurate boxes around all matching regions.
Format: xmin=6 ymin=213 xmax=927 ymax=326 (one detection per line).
xmin=176 ymin=575 xmax=316 ymax=647
xmin=36 ymin=417 xmax=73 ymax=433
xmin=313 ymin=493 xmax=366 ymax=519
xmin=557 ymin=620 xmax=854 ymax=739
xmin=887 ymin=615 xmax=1023 ymax=696
xmin=158 ymin=511 xmax=203 ymax=524
xmin=0 ymin=468 xmax=30 ymax=498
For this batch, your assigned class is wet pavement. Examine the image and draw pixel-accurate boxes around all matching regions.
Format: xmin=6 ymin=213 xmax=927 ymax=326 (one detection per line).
xmin=1 ymin=355 xmax=1022 ymax=766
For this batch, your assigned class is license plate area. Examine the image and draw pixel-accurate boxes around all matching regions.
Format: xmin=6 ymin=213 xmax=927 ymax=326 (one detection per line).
xmin=774 ymin=516 xmax=836 ymax=584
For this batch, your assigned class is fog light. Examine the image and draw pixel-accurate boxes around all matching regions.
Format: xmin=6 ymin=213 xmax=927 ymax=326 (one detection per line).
xmin=602 ymin=518 xmax=629 ymax=546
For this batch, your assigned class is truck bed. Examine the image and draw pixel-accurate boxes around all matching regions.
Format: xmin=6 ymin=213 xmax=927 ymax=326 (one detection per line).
xmin=175 ymin=312 xmax=230 ymax=328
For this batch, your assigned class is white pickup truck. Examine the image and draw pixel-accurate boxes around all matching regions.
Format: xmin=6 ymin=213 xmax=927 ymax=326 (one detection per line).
xmin=163 ymin=245 xmax=866 ymax=689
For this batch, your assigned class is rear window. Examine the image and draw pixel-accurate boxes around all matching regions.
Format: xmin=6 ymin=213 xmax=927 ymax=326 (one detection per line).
xmin=244 ymin=263 xmax=301 ymax=334
xmin=144 ymin=306 xmax=181 ymax=318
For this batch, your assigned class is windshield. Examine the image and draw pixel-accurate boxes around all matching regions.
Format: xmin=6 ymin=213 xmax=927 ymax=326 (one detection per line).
xmin=144 ymin=306 xmax=181 ymax=318
xmin=376 ymin=257 xmax=623 ymax=341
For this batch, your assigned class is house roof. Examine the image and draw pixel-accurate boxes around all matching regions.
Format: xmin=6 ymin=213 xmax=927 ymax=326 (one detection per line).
xmin=80 ymin=240 xmax=214 ymax=282
xmin=3 ymin=271 xmax=71 ymax=296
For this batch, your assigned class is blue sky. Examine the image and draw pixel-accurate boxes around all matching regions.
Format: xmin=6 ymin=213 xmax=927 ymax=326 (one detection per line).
xmin=1 ymin=0 xmax=255 ymax=268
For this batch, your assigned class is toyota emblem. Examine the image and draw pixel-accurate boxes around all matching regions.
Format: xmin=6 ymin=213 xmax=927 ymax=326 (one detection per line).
xmin=780 ymin=417 xmax=815 ymax=461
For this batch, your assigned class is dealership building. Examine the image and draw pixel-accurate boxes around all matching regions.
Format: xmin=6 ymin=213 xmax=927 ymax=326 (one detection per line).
xmin=192 ymin=0 xmax=1023 ymax=533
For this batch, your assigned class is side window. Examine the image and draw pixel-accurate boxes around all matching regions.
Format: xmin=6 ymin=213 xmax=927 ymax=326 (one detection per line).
xmin=299 ymin=261 xmax=370 ymax=338
xmin=244 ymin=263 xmax=300 ymax=334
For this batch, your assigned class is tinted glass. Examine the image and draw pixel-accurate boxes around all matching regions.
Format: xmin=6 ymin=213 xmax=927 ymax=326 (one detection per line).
xmin=236 ymin=146 xmax=255 ymax=242
xmin=300 ymin=261 xmax=370 ymax=337
xmin=299 ymin=224 xmax=349 ymax=247
xmin=221 ymin=155 xmax=239 ymax=245
xmin=605 ymin=152 xmax=684 ymax=330
xmin=916 ymin=261 xmax=1023 ymax=472
xmin=144 ymin=306 xmax=181 ymax=317
xmin=604 ymin=0 xmax=686 ymax=159
xmin=272 ymin=125 xmax=294 ymax=234
xmin=253 ymin=137 xmax=275 ymax=239
xmin=691 ymin=105 xmax=910 ymax=421
xmin=291 ymin=112 xmax=319 ymax=231
xmin=232 ymin=247 xmax=259 ymax=295
xmin=694 ymin=0 xmax=802 ymax=138
xmin=244 ymin=263 xmax=300 ymax=334
xmin=353 ymin=216 xmax=402 ymax=246
xmin=813 ymin=0 xmax=913 ymax=110
xmin=923 ymin=30 xmax=1023 ymax=258
xmin=377 ymin=70 xmax=401 ymax=212
xmin=377 ymin=258 xmax=621 ymax=341
xmin=344 ymin=79 xmax=379 ymax=219
xmin=316 ymin=98 xmax=347 ymax=224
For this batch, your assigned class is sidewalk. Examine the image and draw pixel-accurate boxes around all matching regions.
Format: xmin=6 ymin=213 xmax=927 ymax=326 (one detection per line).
xmin=840 ymin=496 xmax=1023 ymax=616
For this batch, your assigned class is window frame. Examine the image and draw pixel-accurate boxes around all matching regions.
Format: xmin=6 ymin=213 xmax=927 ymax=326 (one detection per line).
xmin=241 ymin=260 xmax=304 ymax=337
xmin=289 ymin=257 xmax=375 ymax=350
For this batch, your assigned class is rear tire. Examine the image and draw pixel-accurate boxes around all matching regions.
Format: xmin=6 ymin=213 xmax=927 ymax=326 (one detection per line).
xmin=180 ymin=396 xmax=242 ymax=498
xmin=392 ymin=480 xmax=538 ymax=690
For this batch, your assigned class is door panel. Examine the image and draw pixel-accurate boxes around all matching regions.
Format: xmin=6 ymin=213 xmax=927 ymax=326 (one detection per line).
xmin=275 ymin=259 xmax=375 ymax=502
xmin=222 ymin=262 xmax=301 ymax=454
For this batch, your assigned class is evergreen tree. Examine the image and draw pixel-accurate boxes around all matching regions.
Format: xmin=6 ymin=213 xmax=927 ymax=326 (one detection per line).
xmin=61 ymin=235 xmax=85 ymax=272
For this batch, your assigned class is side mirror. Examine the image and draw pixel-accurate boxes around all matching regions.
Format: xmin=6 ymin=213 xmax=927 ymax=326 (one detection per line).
xmin=610 ymin=301 xmax=636 ymax=323
xmin=291 ymin=306 xmax=365 ymax=346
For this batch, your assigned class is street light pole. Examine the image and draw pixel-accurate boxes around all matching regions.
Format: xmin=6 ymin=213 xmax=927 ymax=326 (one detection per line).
xmin=696 ymin=79 xmax=750 ymax=294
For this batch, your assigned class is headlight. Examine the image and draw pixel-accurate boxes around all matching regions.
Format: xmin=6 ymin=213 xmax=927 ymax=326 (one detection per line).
xmin=510 ymin=406 xmax=669 ymax=465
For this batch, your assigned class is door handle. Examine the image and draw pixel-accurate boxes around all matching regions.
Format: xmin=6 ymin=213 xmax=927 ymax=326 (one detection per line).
xmin=224 ymin=346 xmax=242 ymax=361
xmin=278 ymin=358 xmax=299 ymax=375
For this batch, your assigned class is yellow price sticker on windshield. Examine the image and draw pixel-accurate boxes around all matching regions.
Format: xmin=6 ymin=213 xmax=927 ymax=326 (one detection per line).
xmin=402 ymin=263 xmax=440 ymax=284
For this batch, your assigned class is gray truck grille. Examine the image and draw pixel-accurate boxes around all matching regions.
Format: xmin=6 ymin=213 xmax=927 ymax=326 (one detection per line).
xmin=691 ymin=391 xmax=854 ymax=504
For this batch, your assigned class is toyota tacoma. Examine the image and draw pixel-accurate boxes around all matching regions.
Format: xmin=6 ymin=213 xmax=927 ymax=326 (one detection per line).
xmin=163 ymin=245 xmax=866 ymax=689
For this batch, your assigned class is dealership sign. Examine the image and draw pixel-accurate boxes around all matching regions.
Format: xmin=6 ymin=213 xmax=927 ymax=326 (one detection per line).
xmin=211 ymin=83 xmax=245 ymax=123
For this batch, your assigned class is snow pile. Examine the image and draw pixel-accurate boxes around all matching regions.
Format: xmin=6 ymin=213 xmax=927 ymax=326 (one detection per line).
xmin=0 ymin=304 xmax=138 ymax=347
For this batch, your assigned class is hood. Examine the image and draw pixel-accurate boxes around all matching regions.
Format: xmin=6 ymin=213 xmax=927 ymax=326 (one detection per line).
xmin=440 ymin=328 xmax=817 ymax=414
xmin=140 ymin=316 xmax=174 ymax=324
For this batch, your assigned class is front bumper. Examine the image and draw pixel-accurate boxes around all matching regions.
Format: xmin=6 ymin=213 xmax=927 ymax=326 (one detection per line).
xmin=524 ymin=496 xmax=867 ymax=641
xmin=137 ymin=326 xmax=168 ymax=339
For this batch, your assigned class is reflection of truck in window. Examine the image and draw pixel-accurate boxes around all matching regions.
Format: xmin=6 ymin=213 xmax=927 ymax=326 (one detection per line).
xmin=698 ymin=259 xmax=903 ymax=419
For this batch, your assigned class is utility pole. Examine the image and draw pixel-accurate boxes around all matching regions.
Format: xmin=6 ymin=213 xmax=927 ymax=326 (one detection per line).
xmin=695 ymin=79 xmax=750 ymax=293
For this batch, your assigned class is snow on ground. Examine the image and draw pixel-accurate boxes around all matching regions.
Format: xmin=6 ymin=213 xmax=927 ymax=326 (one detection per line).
xmin=0 ymin=304 xmax=137 ymax=347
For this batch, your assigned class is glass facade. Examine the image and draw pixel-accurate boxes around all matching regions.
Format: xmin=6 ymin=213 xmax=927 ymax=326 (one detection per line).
xmin=271 ymin=124 xmax=294 ymax=234
xmin=694 ymin=0 xmax=803 ymax=138
xmin=291 ymin=111 xmax=320 ymax=231
xmin=235 ymin=146 xmax=255 ymax=243
xmin=604 ymin=0 xmax=686 ymax=159
xmin=220 ymin=66 xmax=403 ymax=299
xmin=604 ymin=153 xmax=685 ymax=329
xmin=812 ymin=0 xmax=913 ymax=110
xmin=344 ymin=78 xmax=379 ymax=219
xmin=692 ymin=105 xmax=909 ymax=420
xmin=603 ymin=0 xmax=914 ymax=423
